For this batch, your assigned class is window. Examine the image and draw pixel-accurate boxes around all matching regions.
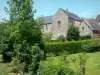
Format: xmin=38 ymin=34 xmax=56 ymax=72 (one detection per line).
xmin=58 ymin=21 xmax=61 ymax=26
xmin=82 ymin=27 xmax=84 ymax=30
xmin=46 ymin=24 xmax=48 ymax=30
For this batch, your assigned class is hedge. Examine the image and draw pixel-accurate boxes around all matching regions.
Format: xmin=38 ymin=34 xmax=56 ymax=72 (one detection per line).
xmin=44 ymin=39 xmax=100 ymax=54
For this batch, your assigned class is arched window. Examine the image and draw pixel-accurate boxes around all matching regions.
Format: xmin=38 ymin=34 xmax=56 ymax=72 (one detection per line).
xmin=58 ymin=21 xmax=61 ymax=27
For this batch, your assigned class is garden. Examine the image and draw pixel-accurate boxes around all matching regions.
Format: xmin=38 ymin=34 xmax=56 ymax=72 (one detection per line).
xmin=0 ymin=0 xmax=100 ymax=75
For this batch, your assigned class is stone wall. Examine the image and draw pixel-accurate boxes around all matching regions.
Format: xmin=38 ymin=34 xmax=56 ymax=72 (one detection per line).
xmin=43 ymin=24 xmax=52 ymax=33
xmin=52 ymin=8 xmax=68 ymax=39
xmin=78 ymin=21 xmax=93 ymax=36
xmin=68 ymin=18 xmax=75 ymax=25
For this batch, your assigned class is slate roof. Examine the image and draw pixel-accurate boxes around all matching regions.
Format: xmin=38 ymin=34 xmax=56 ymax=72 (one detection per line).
xmin=42 ymin=8 xmax=82 ymax=24
xmin=61 ymin=8 xmax=82 ymax=21
xmin=85 ymin=19 xmax=100 ymax=30
xmin=42 ymin=15 xmax=54 ymax=24
xmin=88 ymin=20 xmax=100 ymax=30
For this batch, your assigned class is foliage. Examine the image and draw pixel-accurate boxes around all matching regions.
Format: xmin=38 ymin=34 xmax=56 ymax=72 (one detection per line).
xmin=71 ymin=53 xmax=88 ymax=75
xmin=0 ymin=22 xmax=7 ymax=54
xmin=29 ymin=45 xmax=42 ymax=75
xmin=1 ymin=0 xmax=43 ymax=74
xmin=8 ymin=58 xmax=25 ymax=74
xmin=38 ymin=54 xmax=76 ymax=75
xmin=56 ymin=35 xmax=66 ymax=42
xmin=80 ymin=35 xmax=92 ymax=40
xmin=67 ymin=24 xmax=80 ymax=41
xmin=42 ymin=32 xmax=52 ymax=42
xmin=45 ymin=39 xmax=100 ymax=55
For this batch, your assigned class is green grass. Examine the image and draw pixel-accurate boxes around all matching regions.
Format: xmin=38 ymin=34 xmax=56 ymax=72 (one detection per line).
xmin=0 ymin=52 xmax=100 ymax=75
xmin=44 ymin=52 xmax=100 ymax=75
xmin=0 ymin=55 xmax=10 ymax=75
xmin=68 ymin=52 xmax=100 ymax=75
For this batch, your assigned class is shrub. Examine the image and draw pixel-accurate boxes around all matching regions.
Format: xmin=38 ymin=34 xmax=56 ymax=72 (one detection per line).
xmin=9 ymin=58 xmax=25 ymax=74
xmin=67 ymin=24 xmax=80 ymax=41
xmin=80 ymin=35 xmax=92 ymax=40
xmin=38 ymin=56 xmax=76 ymax=75
xmin=71 ymin=53 xmax=88 ymax=75
xmin=42 ymin=32 xmax=52 ymax=42
xmin=56 ymin=35 xmax=66 ymax=42
xmin=44 ymin=39 xmax=100 ymax=55
xmin=29 ymin=45 xmax=42 ymax=75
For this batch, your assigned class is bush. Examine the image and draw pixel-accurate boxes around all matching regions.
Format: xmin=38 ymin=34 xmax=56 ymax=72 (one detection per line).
xmin=29 ymin=45 xmax=42 ymax=75
xmin=42 ymin=32 xmax=52 ymax=42
xmin=56 ymin=35 xmax=66 ymax=42
xmin=9 ymin=58 xmax=25 ymax=74
xmin=80 ymin=35 xmax=92 ymax=40
xmin=38 ymin=56 xmax=76 ymax=75
xmin=44 ymin=39 xmax=100 ymax=55
xmin=67 ymin=24 xmax=80 ymax=41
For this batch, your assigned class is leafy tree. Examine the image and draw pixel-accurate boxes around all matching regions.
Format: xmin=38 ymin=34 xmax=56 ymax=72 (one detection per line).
xmin=96 ymin=14 xmax=100 ymax=23
xmin=0 ymin=22 xmax=7 ymax=53
xmin=2 ymin=0 xmax=43 ymax=74
xmin=67 ymin=24 xmax=80 ymax=41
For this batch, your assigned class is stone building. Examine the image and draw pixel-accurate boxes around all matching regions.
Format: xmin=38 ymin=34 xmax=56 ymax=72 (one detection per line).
xmin=42 ymin=8 xmax=100 ymax=39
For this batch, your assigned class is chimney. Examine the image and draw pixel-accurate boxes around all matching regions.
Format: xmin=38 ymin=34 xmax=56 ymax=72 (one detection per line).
xmin=66 ymin=9 xmax=68 ymax=15
xmin=66 ymin=9 xmax=68 ymax=11
xmin=92 ymin=16 xmax=94 ymax=19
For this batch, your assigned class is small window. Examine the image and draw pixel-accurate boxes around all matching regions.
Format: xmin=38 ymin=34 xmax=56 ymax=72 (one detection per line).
xmin=58 ymin=21 xmax=61 ymax=26
xmin=46 ymin=24 xmax=48 ymax=30
xmin=82 ymin=27 xmax=84 ymax=30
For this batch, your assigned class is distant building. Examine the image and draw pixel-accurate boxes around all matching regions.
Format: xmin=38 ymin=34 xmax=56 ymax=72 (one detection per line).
xmin=41 ymin=8 xmax=100 ymax=39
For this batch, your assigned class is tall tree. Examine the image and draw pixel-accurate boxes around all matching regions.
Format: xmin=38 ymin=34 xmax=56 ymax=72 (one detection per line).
xmin=2 ymin=0 xmax=43 ymax=74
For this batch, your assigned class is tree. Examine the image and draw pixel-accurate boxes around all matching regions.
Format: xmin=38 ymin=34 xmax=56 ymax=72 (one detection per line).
xmin=2 ymin=0 xmax=43 ymax=74
xmin=29 ymin=45 xmax=42 ymax=75
xmin=67 ymin=24 xmax=80 ymax=41
xmin=96 ymin=14 xmax=100 ymax=23
xmin=42 ymin=32 xmax=52 ymax=42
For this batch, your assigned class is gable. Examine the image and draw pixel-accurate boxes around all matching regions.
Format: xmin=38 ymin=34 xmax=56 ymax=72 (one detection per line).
xmin=41 ymin=8 xmax=82 ymax=24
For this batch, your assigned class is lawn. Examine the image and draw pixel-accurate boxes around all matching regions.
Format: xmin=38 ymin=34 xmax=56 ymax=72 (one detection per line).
xmin=0 ymin=55 xmax=10 ymax=75
xmin=44 ymin=51 xmax=100 ymax=75
xmin=0 ymin=52 xmax=100 ymax=75
xmin=69 ymin=52 xmax=100 ymax=75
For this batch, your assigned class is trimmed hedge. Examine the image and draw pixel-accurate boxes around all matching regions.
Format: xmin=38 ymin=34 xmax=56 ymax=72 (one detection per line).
xmin=44 ymin=39 xmax=100 ymax=54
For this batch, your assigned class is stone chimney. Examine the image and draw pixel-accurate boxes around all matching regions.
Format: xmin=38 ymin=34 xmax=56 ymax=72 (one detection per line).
xmin=66 ymin=9 xmax=68 ymax=12
xmin=66 ymin=9 xmax=68 ymax=15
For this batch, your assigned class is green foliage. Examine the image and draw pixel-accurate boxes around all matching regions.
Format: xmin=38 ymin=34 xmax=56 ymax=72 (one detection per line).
xmin=71 ymin=53 xmax=88 ymax=75
xmin=67 ymin=24 xmax=80 ymax=41
xmin=56 ymin=35 xmax=66 ymax=42
xmin=80 ymin=35 xmax=92 ymax=40
xmin=1 ymin=0 xmax=43 ymax=74
xmin=0 ymin=22 xmax=7 ymax=54
xmin=2 ymin=39 xmax=14 ymax=62
xmin=6 ymin=0 xmax=35 ymax=21
xmin=38 ymin=55 xmax=76 ymax=75
xmin=8 ymin=58 xmax=25 ymax=74
xmin=29 ymin=45 xmax=42 ymax=75
xmin=45 ymin=39 xmax=100 ymax=55
xmin=42 ymin=32 xmax=52 ymax=42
